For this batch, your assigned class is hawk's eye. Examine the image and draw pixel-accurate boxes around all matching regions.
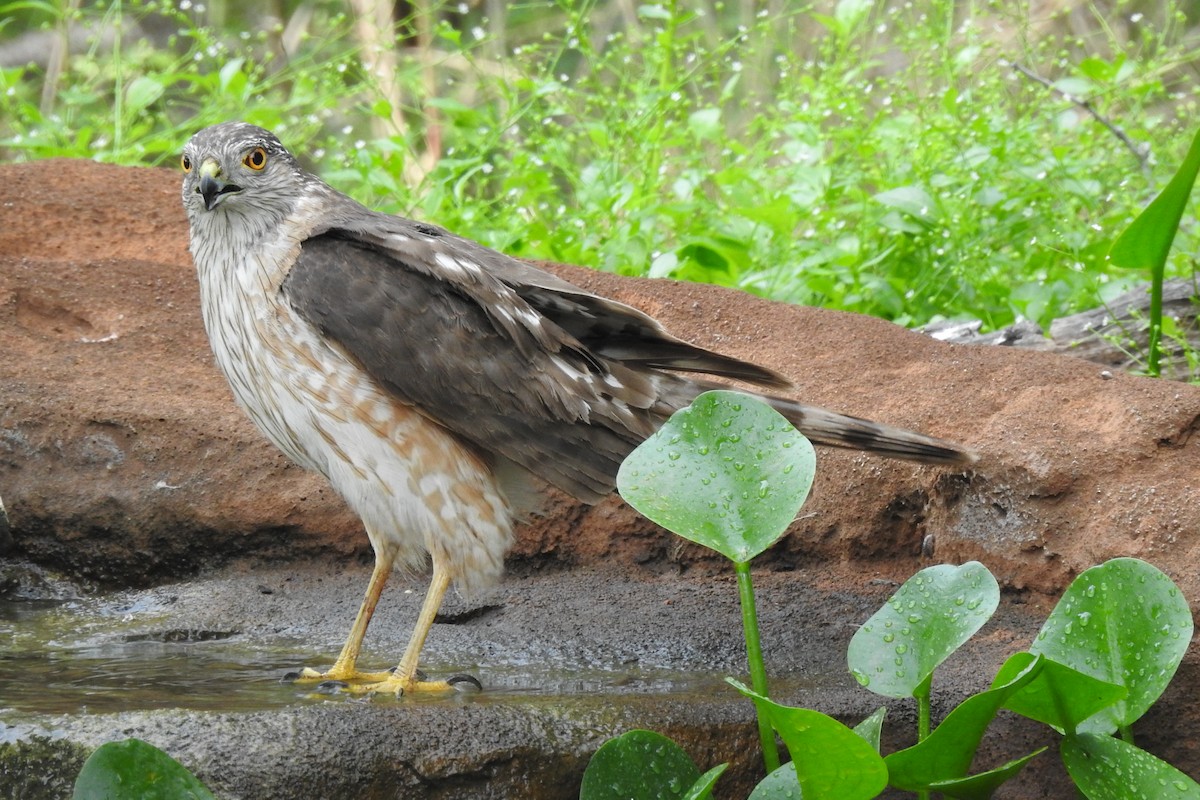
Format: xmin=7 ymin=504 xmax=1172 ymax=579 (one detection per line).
xmin=242 ymin=147 xmax=268 ymax=171
xmin=181 ymin=154 xmax=192 ymax=172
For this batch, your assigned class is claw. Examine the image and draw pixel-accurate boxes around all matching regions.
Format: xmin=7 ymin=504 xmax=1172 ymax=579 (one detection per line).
xmin=447 ymin=674 xmax=483 ymax=692
xmin=316 ymin=680 xmax=350 ymax=694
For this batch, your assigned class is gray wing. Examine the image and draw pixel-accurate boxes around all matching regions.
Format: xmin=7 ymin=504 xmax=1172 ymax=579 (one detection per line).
xmin=282 ymin=216 xmax=789 ymax=501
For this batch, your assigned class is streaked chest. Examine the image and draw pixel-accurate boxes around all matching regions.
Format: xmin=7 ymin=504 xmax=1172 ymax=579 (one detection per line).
xmin=190 ymin=209 xmax=389 ymax=477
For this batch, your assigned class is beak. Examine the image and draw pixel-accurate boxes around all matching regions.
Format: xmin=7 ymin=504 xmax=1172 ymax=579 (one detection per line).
xmin=196 ymin=158 xmax=241 ymax=211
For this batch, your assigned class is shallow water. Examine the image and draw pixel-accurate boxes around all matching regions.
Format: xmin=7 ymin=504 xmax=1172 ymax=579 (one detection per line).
xmin=0 ymin=598 xmax=743 ymax=720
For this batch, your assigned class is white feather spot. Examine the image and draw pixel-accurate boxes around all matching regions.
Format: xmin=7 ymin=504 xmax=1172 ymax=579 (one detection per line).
xmin=550 ymin=355 xmax=588 ymax=383
xmin=434 ymin=251 xmax=468 ymax=276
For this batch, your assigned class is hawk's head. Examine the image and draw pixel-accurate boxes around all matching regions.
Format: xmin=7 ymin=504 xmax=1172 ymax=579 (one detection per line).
xmin=180 ymin=122 xmax=305 ymax=223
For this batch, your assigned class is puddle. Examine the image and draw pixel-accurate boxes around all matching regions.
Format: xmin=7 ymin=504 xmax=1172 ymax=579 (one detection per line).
xmin=0 ymin=598 xmax=767 ymax=720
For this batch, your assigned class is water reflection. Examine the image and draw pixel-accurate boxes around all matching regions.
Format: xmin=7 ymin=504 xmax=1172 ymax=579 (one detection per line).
xmin=0 ymin=598 xmax=746 ymax=719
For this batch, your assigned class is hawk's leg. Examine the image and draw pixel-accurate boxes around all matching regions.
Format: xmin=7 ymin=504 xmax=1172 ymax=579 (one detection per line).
xmin=292 ymin=551 xmax=397 ymax=685
xmin=354 ymin=559 xmax=460 ymax=695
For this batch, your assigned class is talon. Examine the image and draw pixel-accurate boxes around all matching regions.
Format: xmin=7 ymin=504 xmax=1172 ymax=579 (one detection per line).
xmin=447 ymin=674 xmax=482 ymax=692
xmin=281 ymin=671 xmax=302 ymax=683
xmin=317 ymin=680 xmax=349 ymax=694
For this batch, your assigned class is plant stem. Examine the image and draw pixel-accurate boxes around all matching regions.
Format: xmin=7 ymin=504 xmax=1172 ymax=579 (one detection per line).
xmin=917 ymin=682 xmax=932 ymax=800
xmin=734 ymin=559 xmax=780 ymax=774
xmin=1148 ymin=274 xmax=1163 ymax=377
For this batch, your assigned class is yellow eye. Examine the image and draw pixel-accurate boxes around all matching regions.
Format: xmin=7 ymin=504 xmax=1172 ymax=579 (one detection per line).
xmin=242 ymin=147 xmax=268 ymax=170
xmin=181 ymin=154 xmax=192 ymax=172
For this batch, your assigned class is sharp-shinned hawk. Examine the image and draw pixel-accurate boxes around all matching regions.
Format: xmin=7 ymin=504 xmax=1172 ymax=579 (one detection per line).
xmin=180 ymin=122 xmax=975 ymax=696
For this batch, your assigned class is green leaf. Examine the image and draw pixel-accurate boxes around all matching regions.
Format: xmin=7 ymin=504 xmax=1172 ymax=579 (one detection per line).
xmin=834 ymin=0 xmax=873 ymax=30
xmin=73 ymin=738 xmax=216 ymax=800
xmin=617 ymin=391 xmax=816 ymax=564
xmin=1051 ymin=76 xmax=1095 ymax=97
xmin=927 ymin=749 xmax=1047 ymax=800
xmin=681 ymin=764 xmax=729 ymax=800
xmin=637 ymin=4 xmax=672 ymax=20
xmin=731 ymin=680 xmax=888 ymax=800
xmin=217 ymin=58 xmax=247 ymax=95
xmin=124 ymin=76 xmax=164 ymax=112
xmin=688 ymin=108 xmax=722 ymax=140
xmin=748 ymin=763 xmax=804 ymax=799
xmin=1107 ymin=126 xmax=1200 ymax=375
xmin=1029 ymin=558 xmax=1192 ymax=734
xmin=1109 ymin=126 xmax=1200 ymax=272
xmin=852 ymin=707 xmax=888 ymax=753
xmin=848 ymin=562 xmax=999 ymax=698
xmin=885 ymin=654 xmax=1044 ymax=793
xmin=1062 ymin=733 xmax=1200 ymax=799
xmin=580 ymin=730 xmax=701 ymax=800
xmin=873 ymin=185 xmax=939 ymax=223
xmin=994 ymin=651 xmax=1125 ymax=734
xmin=746 ymin=706 xmax=887 ymax=799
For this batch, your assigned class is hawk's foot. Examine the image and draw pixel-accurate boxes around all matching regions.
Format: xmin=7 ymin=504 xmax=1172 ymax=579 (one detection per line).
xmin=350 ymin=671 xmax=482 ymax=697
xmin=282 ymin=665 xmax=394 ymax=686
xmin=283 ymin=666 xmax=481 ymax=696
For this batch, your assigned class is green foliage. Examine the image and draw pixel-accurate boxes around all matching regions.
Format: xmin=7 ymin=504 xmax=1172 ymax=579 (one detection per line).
xmin=883 ymin=655 xmax=1046 ymax=796
xmin=1063 ymin=733 xmax=1200 ymax=799
xmin=847 ymin=562 xmax=999 ymax=699
xmin=1109 ymin=127 xmax=1200 ymax=376
xmin=617 ymin=390 xmax=815 ymax=565
xmin=993 ymin=651 xmax=1126 ymax=735
xmin=578 ymin=730 xmax=725 ymax=800
xmin=592 ymin=392 xmax=1200 ymax=798
xmin=732 ymin=680 xmax=888 ymax=800
xmin=1025 ymin=557 xmax=1194 ymax=736
xmin=618 ymin=390 xmax=818 ymax=772
xmin=3 ymin=1 xmax=1199 ymax=333
xmin=73 ymin=738 xmax=215 ymax=800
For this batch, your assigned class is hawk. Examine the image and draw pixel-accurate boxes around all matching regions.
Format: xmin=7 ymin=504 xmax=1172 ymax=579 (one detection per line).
xmin=180 ymin=122 xmax=975 ymax=696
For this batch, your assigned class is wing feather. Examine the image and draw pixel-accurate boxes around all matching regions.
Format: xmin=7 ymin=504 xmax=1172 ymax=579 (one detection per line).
xmin=283 ymin=232 xmax=666 ymax=501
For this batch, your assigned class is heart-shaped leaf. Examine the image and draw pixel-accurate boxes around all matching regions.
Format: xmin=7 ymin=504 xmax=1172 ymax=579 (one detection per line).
xmin=73 ymin=738 xmax=216 ymax=800
xmin=1029 ymin=558 xmax=1192 ymax=734
xmin=617 ymin=390 xmax=816 ymax=564
xmin=748 ymin=763 xmax=803 ymax=800
xmin=848 ymin=562 xmax=999 ymax=698
xmin=1109 ymin=126 xmax=1200 ymax=272
xmin=580 ymin=729 xmax=707 ymax=800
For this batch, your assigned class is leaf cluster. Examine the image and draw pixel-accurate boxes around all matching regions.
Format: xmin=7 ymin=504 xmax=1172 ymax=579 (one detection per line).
xmin=595 ymin=391 xmax=1199 ymax=799
xmin=3 ymin=1 xmax=1200 ymax=331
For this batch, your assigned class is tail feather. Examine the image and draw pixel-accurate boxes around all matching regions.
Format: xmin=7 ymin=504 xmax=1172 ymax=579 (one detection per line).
xmin=765 ymin=396 xmax=977 ymax=466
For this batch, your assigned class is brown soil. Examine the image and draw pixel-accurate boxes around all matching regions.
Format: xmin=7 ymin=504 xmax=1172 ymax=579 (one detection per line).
xmin=2 ymin=158 xmax=1199 ymax=606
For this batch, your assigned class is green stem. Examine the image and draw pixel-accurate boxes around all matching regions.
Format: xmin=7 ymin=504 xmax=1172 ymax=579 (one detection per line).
xmin=735 ymin=559 xmax=780 ymax=774
xmin=1148 ymin=274 xmax=1163 ymax=377
xmin=917 ymin=683 xmax=932 ymax=800
xmin=112 ymin=0 xmax=123 ymax=158
xmin=1119 ymin=723 xmax=1135 ymax=745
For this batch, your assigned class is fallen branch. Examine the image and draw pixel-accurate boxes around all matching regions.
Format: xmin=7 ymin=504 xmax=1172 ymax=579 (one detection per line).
xmin=1007 ymin=60 xmax=1150 ymax=171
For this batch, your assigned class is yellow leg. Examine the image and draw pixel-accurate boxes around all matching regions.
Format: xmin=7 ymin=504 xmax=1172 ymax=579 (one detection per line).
xmin=294 ymin=551 xmax=396 ymax=685
xmin=350 ymin=560 xmax=461 ymax=696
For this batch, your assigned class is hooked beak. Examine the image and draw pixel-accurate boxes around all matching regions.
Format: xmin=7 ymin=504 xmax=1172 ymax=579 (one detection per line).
xmin=196 ymin=158 xmax=242 ymax=211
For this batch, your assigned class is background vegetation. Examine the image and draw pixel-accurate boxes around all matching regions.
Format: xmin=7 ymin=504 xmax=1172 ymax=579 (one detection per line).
xmin=1 ymin=0 xmax=1198 ymax=331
